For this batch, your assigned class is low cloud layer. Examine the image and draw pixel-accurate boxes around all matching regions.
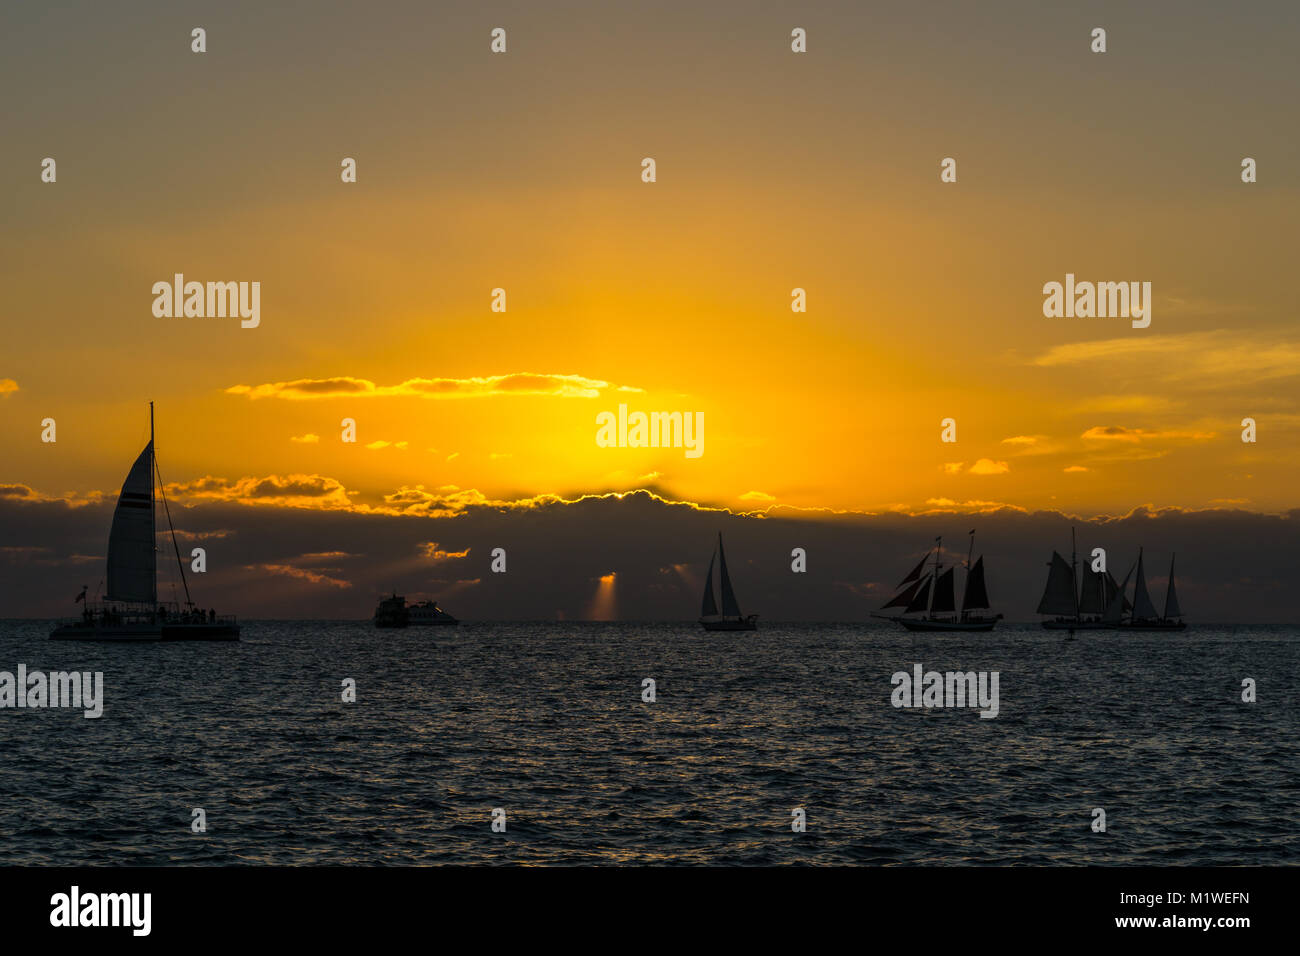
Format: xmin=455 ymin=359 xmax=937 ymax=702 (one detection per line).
xmin=225 ymin=372 xmax=635 ymax=401
xmin=2 ymin=489 xmax=1296 ymax=622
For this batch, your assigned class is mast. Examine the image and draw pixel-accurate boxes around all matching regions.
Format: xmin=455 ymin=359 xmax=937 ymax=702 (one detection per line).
xmin=1071 ymin=526 xmax=1080 ymax=624
xmin=964 ymin=530 xmax=975 ymax=621
xmin=929 ymin=536 xmax=942 ymax=617
xmin=717 ymin=532 xmax=741 ymax=618
xmin=153 ymin=403 xmax=193 ymax=609
xmin=150 ymin=402 xmax=157 ymax=605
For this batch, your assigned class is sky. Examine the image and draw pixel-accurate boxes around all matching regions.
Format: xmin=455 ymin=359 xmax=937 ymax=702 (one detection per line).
xmin=2 ymin=1 xmax=1299 ymax=618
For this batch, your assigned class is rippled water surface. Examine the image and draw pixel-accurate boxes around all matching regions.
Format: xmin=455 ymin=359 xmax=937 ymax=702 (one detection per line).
xmin=1 ymin=621 xmax=1295 ymax=865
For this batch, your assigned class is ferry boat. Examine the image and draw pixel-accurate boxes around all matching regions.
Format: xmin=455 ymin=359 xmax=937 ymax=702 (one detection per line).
xmin=408 ymin=600 xmax=458 ymax=625
xmin=49 ymin=404 xmax=240 ymax=641
xmin=373 ymin=594 xmax=458 ymax=628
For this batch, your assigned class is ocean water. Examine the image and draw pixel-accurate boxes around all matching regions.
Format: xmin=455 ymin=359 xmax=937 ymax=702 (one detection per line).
xmin=0 ymin=620 xmax=1295 ymax=865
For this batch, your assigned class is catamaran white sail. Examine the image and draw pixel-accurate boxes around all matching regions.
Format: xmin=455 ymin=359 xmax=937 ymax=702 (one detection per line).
xmin=699 ymin=532 xmax=758 ymax=630
xmin=49 ymin=404 xmax=240 ymax=641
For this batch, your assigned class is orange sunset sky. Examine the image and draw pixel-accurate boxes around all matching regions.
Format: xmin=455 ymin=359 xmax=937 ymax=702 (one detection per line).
xmin=3 ymin=0 xmax=1299 ymax=525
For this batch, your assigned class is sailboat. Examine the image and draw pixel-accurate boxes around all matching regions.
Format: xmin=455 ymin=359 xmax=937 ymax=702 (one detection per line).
xmin=698 ymin=532 xmax=758 ymax=631
xmin=1116 ymin=548 xmax=1186 ymax=631
xmin=49 ymin=404 xmax=240 ymax=641
xmin=873 ymin=532 xmax=1003 ymax=632
xmin=1037 ymin=527 xmax=1113 ymax=631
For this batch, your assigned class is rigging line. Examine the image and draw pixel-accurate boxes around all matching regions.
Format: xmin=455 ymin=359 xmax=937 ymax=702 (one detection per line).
xmin=155 ymin=456 xmax=193 ymax=607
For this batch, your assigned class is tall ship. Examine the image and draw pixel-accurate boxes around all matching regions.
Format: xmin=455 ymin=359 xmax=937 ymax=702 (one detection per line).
xmin=1036 ymin=527 xmax=1122 ymax=631
xmin=373 ymin=593 xmax=458 ymax=628
xmin=699 ymin=532 xmax=758 ymax=631
xmin=1115 ymin=548 xmax=1186 ymax=631
xmin=49 ymin=404 xmax=240 ymax=641
xmin=874 ymin=532 xmax=1002 ymax=632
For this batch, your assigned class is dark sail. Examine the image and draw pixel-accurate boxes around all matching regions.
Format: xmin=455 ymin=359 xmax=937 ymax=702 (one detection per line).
xmin=904 ymin=575 xmax=932 ymax=613
xmin=962 ymin=556 xmax=989 ymax=610
xmin=882 ymin=575 xmax=926 ymax=610
xmin=1036 ymin=551 xmax=1076 ymax=616
xmin=1101 ymin=570 xmax=1131 ymax=612
xmin=700 ymin=550 xmax=718 ymax=617
xmin=1131 ymin=549 xmax=1158 ymax=620
xmin=1104 ymin=563 xmax=1135 ymax=623
xmin=717 ymin=534 xmax=742 ymax=618
xmin=931 ymin=568 xmax=956 ymax=613
xmin=1163 ymin=554 xmax=1181 ymax=619
xmin=1078 ymin=568 xmax=1106 ymax=614
xmin=898 ymin=554 xmax=929 ymax=587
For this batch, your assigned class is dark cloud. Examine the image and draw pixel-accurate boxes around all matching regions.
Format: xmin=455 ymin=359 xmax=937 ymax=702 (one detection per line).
xmin=1 ymin=491 xmax=1297 ymax=623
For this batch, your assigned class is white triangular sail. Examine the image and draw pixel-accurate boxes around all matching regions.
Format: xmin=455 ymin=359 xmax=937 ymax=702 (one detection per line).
xmin=105 ymin=441 xmax=156 ymax=604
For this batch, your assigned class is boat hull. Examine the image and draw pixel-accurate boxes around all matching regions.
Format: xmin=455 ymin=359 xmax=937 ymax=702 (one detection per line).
xmin=700 ymin=617 xmax=758 ymax=631
xmin=1117 ymin=620 xmax=1187 ymax=632
xmin=898 ymin=617 xmax=999 ymax=632
xmin=1042 ymin=619 xmax=1110 ymax=631
xmin=161 ymin=623 xmax=241 ymax=640
xmin=50 ymin=622 xmax=239 ymax=641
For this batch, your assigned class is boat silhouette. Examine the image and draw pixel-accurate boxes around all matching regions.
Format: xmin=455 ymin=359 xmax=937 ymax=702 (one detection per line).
xmin=1037 ymin=527 xmax=1117 ymax=631
xmin=1115 ymin=548 xmax=1186 ymax=631
xmin=373 ymin=593 xmax=458 ymax=627
xmin=49 ymin=404 xmax=239 ymax=641
xmin=873 ymin=532 xmax=1002 ymax=632
xmin=698 ymin=532 xmax=757 ymax=631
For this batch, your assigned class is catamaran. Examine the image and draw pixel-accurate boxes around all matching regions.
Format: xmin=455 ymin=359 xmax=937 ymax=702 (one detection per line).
xmin=1036 ymin=527 xmax=1120 ymax=631
xmin=699 ymin=532 xmax=757 ymax=630
xmin=49 ymin=404 xmax=240 ymax=641
xmin=1116 ymin=548 xmax=1186 ymax=631
xmin=874 ymin=532 xmax=1002 ymax=632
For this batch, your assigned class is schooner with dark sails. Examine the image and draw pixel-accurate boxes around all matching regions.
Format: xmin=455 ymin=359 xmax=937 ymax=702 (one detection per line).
xmin=874 ymin=532 xmax=1002 ymax=632
xmin=699 ymin=532 xmax=758 ymax=631
xmin=1036 ymin=527 xmax=1121 ymax=630
xmin=49 ymin=404 xmax=240 ymax=641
